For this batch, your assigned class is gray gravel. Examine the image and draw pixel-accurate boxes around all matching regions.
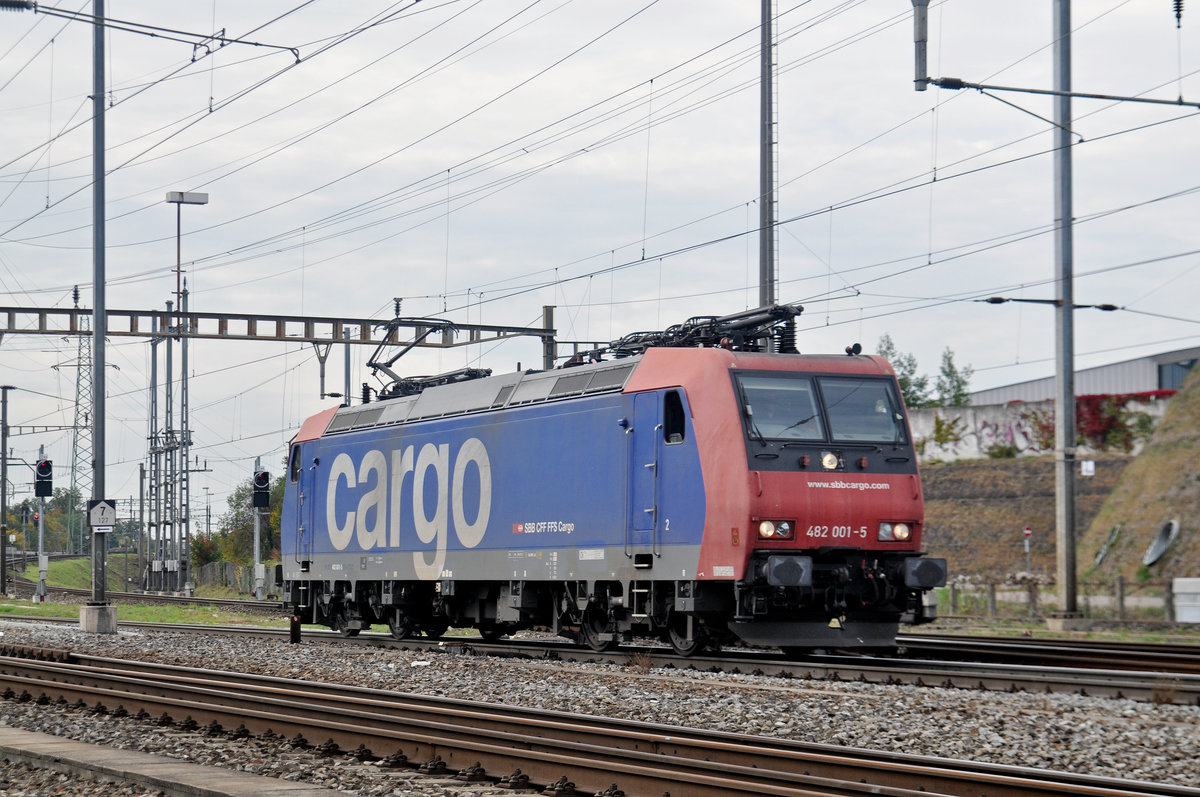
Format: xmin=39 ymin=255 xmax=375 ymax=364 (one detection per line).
xmin=2 ymin=618 xmax=1198 ymax=795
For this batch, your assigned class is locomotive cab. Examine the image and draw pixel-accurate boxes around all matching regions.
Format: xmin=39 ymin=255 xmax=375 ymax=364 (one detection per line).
xmin=720 ymin=361 xmax=946 ymax=648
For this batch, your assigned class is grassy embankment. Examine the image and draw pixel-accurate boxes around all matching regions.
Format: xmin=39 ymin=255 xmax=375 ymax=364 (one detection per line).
xmin=0 ymin=555 xmax=287 ymax=627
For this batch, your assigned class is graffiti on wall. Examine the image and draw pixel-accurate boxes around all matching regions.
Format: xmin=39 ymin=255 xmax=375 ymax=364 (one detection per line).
xmin=910 ymin=392 xmax=1173 ymax=462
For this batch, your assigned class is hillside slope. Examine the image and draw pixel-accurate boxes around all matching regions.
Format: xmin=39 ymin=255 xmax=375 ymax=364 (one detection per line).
xmin=921 ymin=364 xmax=1199 ymax=583
xmin=1079 ymin=364 xmax=1200 ymax=583
xmin=921 ymin=454 xmax=1130 ymax=578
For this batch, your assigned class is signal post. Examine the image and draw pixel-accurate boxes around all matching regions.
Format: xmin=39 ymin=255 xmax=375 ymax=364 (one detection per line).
xmin=253 ymin=461 xmax=270 ymax=600
xmin=33 ymin=451 xmax=51 ymax=601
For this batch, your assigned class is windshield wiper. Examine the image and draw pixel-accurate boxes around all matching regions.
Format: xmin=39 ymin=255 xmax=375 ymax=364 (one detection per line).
xmin=781 ymin=413 xmax=817 ymax=433
xmin=743 ymin=403 xmax=767 ymax=447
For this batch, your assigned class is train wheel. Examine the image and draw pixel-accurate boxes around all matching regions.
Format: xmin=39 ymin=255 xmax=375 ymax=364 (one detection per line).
xmin=387 ymin=612 xmax=416 ymax=640
xmin=423 ymin=621 xmax=449 ymax=639
xmin=329 ymin=609 xmax=360 ymax=637
xmin=478 ymin=623 xmax=506 ymax=642
xmin=665 ymin=615 xmax=707 ymax=657
xmin=578 ymin=608 xmax=618 ymax=652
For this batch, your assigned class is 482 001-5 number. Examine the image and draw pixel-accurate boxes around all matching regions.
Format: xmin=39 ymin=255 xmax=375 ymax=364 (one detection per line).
xmin=806 ymin=524 xmax=868 ymax=539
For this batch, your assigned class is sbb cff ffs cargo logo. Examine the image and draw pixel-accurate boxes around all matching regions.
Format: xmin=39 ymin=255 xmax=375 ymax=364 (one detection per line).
xmin=323 ymin=437 xmax=492 ymax=580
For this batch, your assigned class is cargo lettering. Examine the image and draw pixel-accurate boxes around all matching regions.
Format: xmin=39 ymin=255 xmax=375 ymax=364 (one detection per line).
xmin=325 ymin=438 xmax=492 ymax=579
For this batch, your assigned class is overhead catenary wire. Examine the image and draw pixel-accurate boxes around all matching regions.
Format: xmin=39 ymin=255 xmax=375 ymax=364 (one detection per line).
xmin=0 ymin=1 xmax=1195 ymax=405
xmin=0 ymin=0 xmax=863 ymax=256
xmin=2 ymin=0 xmax=1180 ymax=302
xmin=0 ymin=0 xmax=432 ymax=236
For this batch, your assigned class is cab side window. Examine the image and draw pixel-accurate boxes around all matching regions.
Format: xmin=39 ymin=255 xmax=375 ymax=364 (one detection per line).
xmin=288 ymin=445 xmax=302 ymax=483
xmin=663 ymin=390 xmax=686 ymax=444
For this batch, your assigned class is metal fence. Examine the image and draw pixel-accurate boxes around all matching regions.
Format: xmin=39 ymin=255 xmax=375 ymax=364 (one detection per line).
xmin=195 ymin=561 xmax=254 ymax=594
xmin=943 ymin=576 xmax=1184 ymax=622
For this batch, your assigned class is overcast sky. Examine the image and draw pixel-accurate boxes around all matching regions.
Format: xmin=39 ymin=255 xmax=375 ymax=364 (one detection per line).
xmin=2 ymin=1 xmax=1198 ymax=518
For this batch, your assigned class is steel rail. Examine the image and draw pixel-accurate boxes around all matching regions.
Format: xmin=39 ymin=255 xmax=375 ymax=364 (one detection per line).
xmin=1 ymin=614 xmax=1197 ymax=704
xmin=11 ymin=581 xmax=283 ymax=613
xmin=898 ymin=633 xmax=1200 ymax=673
xmin=0 ymin=654 xmax=944 ymax=797
xmin=2 ymin=652 xmax=1197 ymax=797
xmin=10 ymin=587 xmax=1197 ymax=674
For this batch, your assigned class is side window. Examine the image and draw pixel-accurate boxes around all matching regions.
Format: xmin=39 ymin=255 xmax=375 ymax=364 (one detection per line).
xmin=288 ymin=444 xmax=302 ymax=483
xmin=663 ymin=390 xmax=686 ymax=444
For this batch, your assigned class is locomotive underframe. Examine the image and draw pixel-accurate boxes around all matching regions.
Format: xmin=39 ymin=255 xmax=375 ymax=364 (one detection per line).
xmin=282 ymin=547 xmax=938 ymax=654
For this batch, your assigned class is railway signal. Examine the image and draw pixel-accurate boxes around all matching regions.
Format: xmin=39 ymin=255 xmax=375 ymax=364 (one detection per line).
xmin=252 ymin=471 xmax=271 ymax=508
xmin=34 ymin=459 xmax=52 ymax=497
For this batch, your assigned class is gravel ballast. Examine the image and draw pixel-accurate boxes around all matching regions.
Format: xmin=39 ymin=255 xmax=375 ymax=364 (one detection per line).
xmin=1 ymin=618 xmax=1198 ymax=795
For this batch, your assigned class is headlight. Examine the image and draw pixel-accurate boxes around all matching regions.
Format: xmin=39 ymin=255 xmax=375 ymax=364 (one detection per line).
xmin=820 ymin=451 xmax=840 ymax=470
xmin=878 ymin=522 xmax=912 ymax=541
xmin=758 ymin=520 xmax=794 ymax=540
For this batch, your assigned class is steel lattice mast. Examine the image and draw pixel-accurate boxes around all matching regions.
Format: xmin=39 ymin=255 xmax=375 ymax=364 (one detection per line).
xmin=67 ymin=288 xmax=94 ymax=556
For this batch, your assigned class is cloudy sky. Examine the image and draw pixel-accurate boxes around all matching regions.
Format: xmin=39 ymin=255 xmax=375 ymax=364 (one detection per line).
xmin=2 ymin=1 xmax=1198 ymax=519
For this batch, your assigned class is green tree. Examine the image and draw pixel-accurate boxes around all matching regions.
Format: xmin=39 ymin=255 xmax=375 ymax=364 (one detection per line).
xmin=935 ymin=347 xmax=974 ymax=406
xmin=112 ymin=516 xmax=141 ymax=553
xmin=876 ymin=334 xmax=932 ymax=408
xmin=7 ymin=488 xmax=80 ymax=553
xmin=190 ymin=533 xmax=221 ymax=568
xmin=46 ymin=487 xmax=85 ymax=553
xmin=213 ymin=472 xmax=283 ymax=566
xmin=5 ymin=499 xmax=37 ymax=551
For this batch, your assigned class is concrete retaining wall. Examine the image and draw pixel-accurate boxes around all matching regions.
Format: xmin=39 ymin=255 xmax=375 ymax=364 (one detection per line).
xmin=909 ymin=397 xmax=1170 ymax=462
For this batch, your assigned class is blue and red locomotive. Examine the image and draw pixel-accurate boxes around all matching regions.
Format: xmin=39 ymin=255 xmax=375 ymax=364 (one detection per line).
xmin=279 ymin=306 xmax=946 ymax=654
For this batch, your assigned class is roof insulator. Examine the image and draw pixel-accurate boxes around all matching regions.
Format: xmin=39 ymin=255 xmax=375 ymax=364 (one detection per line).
xmin=933 ymin=77 xmax=968 ymax=90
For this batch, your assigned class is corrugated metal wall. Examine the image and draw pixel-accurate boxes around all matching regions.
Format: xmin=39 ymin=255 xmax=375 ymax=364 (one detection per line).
xmin=969 ymin=346 xmax=1199 ymax=406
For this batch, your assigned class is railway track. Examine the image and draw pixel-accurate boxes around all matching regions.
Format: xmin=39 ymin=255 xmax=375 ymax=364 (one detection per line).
xmin=897 ymin=632 xmax=1200 ymax=674
xmin=3 ymin=614 xmax=1197 ymax=705
xmin=456 ymin=635 xmax=1200 ymax=705
xmin=12 ymin=581 xmax=1198 ymax=672
xmin=10 ymin=579 xmax=283 ymax=614
xmin=9 ymin=581 xmax=1198 ymax=674
xmin=1 ymin=645 xmax=1196 ymax=797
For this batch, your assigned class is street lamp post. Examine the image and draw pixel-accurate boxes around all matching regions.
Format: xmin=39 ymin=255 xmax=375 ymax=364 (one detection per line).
xmin=165 ymin=191 xmax=207 ymax=596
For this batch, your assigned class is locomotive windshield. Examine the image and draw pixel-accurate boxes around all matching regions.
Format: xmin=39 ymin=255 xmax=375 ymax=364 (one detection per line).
xmin=819 ymin=377 xmax=906 ymax=442
xmin=736 ymin=372 xmax=907 ymax=444
xmin=738 ymin=375 xmax=825 ymax=440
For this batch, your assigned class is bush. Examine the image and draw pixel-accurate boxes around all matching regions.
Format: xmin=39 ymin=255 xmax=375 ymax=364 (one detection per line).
xmin=985 ymin=442 xmax=1019 ymax=459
